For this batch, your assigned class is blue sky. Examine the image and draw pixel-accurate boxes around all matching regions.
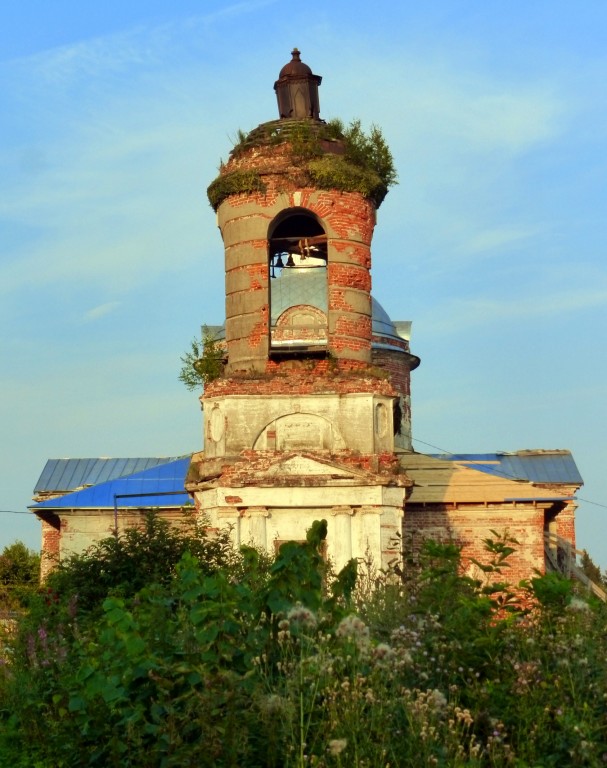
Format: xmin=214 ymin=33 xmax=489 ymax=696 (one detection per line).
xmin=2 ymin=1 xmax=607 ymax=566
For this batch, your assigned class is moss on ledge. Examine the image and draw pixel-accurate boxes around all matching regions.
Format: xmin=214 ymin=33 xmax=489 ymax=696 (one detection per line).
xmin=207 ymin=170 xmax=267 ymax=212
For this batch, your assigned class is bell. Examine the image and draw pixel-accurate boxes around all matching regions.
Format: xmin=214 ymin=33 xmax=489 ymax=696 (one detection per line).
xmin=286 ymin=253 xmax=295 ymax=268
xmin=275 ymin=253 xmax=285 ymax=269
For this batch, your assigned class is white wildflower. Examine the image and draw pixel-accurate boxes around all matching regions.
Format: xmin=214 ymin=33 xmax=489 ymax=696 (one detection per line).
xmin=372 ymin=643 xmax=396 ymax=666
xmin=336 ymin=614 xmax=370 ymax=650
xmin=568 ymin=597 xmax=590 ymax=612
xmin=328 ymin=738 xmax=347 ymax=756
xmin=429 ymin=689 xmax=448 ymax=709
xmin=286 ymin=604 xmax=318 ymax=630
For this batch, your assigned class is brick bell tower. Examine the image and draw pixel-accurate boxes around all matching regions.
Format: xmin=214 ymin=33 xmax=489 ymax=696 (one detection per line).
xmin=186 ymin=50 xmax=419 ymax=570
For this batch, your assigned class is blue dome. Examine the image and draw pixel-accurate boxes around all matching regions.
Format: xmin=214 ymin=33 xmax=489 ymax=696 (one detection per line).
xmin=371 ymin=297 xmax=398 ymax=340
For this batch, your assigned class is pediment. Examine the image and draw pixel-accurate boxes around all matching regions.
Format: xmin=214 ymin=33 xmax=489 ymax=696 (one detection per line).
xmin=265 ymin=454 xmax=366 ymax=480
xmin=189 ymin=451 xmax=412 ymax=490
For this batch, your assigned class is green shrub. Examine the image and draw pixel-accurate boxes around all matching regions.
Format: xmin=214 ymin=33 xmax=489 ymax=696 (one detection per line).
xmin=0 ymin=541 xmax=40 ymax=610
xmin=2 ymin=523 xmax=607 ymax=767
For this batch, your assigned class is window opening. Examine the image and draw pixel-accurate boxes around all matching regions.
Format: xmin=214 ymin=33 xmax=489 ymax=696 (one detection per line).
xmin=269 ymin=213 xmax=328 ymax=352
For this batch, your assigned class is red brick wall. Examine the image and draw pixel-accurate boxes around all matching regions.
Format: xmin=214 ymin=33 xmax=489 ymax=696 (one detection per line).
xmin=219 ymin=140 xmax=378 ymax=370
xmin=40 ymin=518 xmax=61 ymax=580
xmin=404 ymin=503 xmax=547 ymax=583
xmin=372 ymin=347 xmax=411 ymax=399
xmin=204 ymin=367 xmax=397 ymax=398
xmin=556 ymin=503 xmax=576 ymax=547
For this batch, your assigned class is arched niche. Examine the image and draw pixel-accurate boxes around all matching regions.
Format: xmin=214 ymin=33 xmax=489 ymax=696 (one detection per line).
xmin=253 ymin=412 xmax=345 ymax=451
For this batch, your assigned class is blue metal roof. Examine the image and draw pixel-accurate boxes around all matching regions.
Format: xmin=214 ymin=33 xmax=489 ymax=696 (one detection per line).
xmin=34 ymin=457 xmax=184 ymax=494
xmin=431 ymin=451 xmax=583 ymax=485
xmin=31 ymin=457 xmax=192 ymax=510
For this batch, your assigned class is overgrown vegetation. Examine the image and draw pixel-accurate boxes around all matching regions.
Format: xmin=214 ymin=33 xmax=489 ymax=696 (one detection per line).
xmin=0 ymin=541 xmax=40 ymax=610
xmin=206 ymin=168 xmax=267 ymax=212
xmin=2 ymin=520 xmax=607 ymax=766
xmin=207 ymin=118 xmax=397 ymax=210
xmin=178 ymin=326 xmax=225 ymax=391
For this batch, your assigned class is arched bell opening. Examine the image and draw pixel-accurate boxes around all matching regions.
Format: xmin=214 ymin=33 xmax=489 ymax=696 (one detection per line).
xmin=268 ymin=210 xmax=328 ymax=354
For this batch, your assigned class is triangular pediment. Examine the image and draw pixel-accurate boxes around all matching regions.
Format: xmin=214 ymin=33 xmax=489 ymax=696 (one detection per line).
xmin=265 ymin=454 xmax=367 ymax=480
xmin=189 ymin=451 xmax=412 ymax=490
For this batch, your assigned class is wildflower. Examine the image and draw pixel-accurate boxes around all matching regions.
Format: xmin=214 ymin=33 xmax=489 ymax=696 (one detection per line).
xmin=336 ymin=615 xmax=370 ymax=650
xmin=372 ymin=643 xmax=396 ymax=666
xmin=429 ymin=689 xmax=447 ymax=709
xmin=287 ymin=604 xmax=317 ymax=630
xmin=568 ymin=597 xmax=590 ymax=612
xmin=328 ymin=739 xmax=347 ymax=756
xmin=258 ymin=694 xmax=290 ymax=718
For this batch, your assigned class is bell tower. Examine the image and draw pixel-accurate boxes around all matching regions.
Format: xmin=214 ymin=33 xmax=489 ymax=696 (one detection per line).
xmin=187 ymin=51 xmax=419 ymax=569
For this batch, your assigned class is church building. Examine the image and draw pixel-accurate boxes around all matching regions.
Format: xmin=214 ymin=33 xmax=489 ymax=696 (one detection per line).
xmin=31 ymin=50 xmax=582 ymax=584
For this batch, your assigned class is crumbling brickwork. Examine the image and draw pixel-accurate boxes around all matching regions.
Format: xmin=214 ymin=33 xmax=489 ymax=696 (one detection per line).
xmin=404 ymin=503 xmax=549 ymax=583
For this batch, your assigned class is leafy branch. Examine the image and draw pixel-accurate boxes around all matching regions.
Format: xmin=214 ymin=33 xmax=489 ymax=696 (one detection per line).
xmin=178 ymin=326 xmax=224 ymax=391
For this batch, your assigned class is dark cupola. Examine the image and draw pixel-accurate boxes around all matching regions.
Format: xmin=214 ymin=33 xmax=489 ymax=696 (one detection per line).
xmin=274 ymin=48 xmax=322 ymax=120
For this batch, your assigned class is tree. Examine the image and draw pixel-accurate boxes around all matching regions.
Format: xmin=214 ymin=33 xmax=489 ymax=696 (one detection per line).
xmin=0 ymin=541 xmax=40 ymax=609
xmin=580 ymin=549 xmax=604 ymax=587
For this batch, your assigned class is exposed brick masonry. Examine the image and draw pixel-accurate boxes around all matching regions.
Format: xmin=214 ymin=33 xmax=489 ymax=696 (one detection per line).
xmin=205 ymin=368 xmax=397 ymax=398
xmin=190 ymin=449 xmax=411 ymax=489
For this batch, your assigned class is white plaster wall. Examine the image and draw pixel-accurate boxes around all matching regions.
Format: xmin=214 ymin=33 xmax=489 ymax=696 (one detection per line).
xmin=196 ymin=484 xmax=406 ymax=571
xmin=204 ymin=392 xmax=395 ymax=456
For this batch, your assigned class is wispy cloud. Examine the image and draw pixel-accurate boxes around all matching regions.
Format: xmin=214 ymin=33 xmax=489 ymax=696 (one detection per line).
xmin=424 ymin=289 xmax=607 ymax=334
xmin=83 ymin=302 xmax=121 ymax=321
xmin=426 ymin=84 xmax=562 ymax=153
xmin=2 ymin=0 xmax=279 ymax=81
xmin=334 ymin=51 xmax=565 ymax=156
xmin=456 ymin=227 xmax=539 ymax=255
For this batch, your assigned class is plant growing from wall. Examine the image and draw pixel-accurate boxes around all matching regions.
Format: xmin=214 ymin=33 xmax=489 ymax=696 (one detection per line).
xmin=207 ymin=118 xmax=397 ymax=210
xmin=207 ymin=169 xmax=266 ymax=212
xmin=179 ymin=326 xmax=225 ymax=391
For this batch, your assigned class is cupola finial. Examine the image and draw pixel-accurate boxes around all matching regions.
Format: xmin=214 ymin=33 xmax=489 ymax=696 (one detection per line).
xmin=274 ymin=48 xmax=322 ymax=120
